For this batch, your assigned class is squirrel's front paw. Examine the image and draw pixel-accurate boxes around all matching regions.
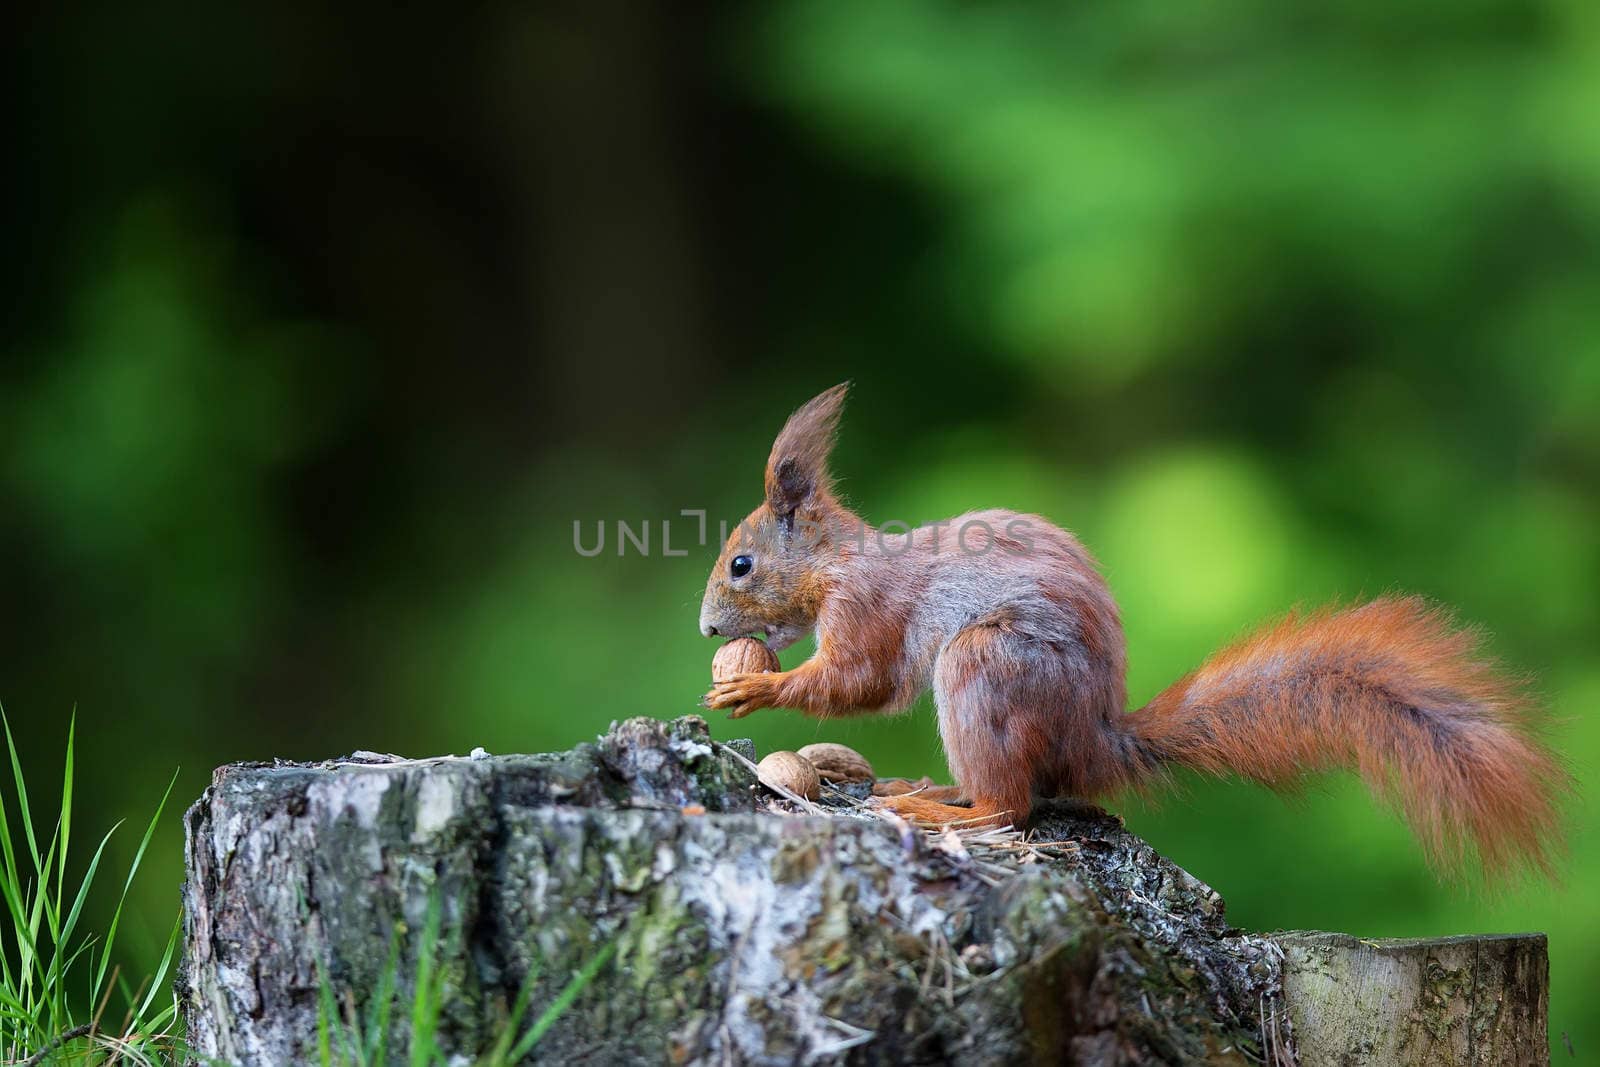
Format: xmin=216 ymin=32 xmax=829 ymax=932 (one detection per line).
xmin=701 ymin=672 xmax=778 ymax=719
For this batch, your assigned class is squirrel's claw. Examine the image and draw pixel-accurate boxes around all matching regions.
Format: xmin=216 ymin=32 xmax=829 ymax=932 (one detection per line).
xmin=703 ymin=673 xmax=777 ymax=717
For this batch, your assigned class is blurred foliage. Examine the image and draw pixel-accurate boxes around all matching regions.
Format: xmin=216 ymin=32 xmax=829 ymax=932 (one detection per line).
xmin=2 ymin=0 xmax=1597 ymax=1056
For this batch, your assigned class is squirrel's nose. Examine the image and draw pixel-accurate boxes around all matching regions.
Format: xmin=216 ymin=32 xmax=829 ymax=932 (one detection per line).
xmin=701 ymin=621 xmax=718 ymax=638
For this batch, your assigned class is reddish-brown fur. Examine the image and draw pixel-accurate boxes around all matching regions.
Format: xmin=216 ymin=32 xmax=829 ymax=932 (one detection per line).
xmin=700 ymin=385 xmax=1568 ymax=879
xmin=1130 ymin=598 xmax=1565 ymax=876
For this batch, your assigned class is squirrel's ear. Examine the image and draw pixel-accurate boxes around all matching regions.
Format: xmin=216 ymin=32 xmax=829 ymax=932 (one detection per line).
xmin=765 ymin=382 xmax=849 ymax=518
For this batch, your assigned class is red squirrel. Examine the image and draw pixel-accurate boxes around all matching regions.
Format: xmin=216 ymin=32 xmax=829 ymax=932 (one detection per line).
xmin=699 ymin=383 xmax=1565 ymax=876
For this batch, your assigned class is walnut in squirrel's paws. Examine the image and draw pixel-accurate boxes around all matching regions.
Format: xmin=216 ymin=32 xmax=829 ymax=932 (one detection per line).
xmin=704 ymin=638 xmax=781 ymax=718
xmin=711 ymin=637 xmax=779 ymax=681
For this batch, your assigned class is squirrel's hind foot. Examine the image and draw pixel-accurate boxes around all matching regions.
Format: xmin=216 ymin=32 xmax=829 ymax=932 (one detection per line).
xmin=873 ymin=793 xmax=1014 ymax=830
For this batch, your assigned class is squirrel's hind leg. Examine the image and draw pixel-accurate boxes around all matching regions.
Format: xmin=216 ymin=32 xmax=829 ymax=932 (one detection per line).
xmin=920 ymin=618 xmax=1065 ymax=829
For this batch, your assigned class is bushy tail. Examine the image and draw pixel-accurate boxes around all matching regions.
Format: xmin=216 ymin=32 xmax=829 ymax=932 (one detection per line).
xmin=1127 ymin=596 xmax=1567 ymax=878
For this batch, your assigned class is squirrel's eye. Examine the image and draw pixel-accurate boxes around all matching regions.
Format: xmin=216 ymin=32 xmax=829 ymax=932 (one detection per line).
xmin=730 ymin=555 xmax=754 ymax=579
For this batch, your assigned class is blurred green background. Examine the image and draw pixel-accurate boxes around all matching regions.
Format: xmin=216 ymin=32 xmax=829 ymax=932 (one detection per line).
xmin=3 ymin=0 xmax=1597 ymax=1057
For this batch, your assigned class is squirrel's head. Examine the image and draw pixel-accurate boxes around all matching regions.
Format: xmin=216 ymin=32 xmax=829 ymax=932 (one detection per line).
xmin=699 ymin=383 xmax=854 ymax=651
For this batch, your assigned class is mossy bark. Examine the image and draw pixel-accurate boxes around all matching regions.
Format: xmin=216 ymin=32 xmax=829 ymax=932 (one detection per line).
xmin=178 ymin=716 xmax=1546 ymax=1066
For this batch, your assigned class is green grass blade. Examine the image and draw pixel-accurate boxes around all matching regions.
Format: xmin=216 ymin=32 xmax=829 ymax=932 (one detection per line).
xmin=1 ymin=709 xmax=42 ymax=874
xmin=51 ymin=714 xmax=75 ymax=1031
xmin=0 ymin=705 xmax=21 ymax=889
xmin=315 ymin=949 xmax=338 ymax=1067
xmin=49 ymin=822 xmax=121 ymax=997
xmin=134 ymin=912 xmax=183 ymax=1023
xmin=0 ymin=850 xmax=36 ymax=988
xmin=22 ymin=825 xmax=63 ymax=1012
xmin=0 ymin=711 xmax=40 ymax=880
xmin=91 ymin=768 xmax=177 ymax=1002
xmin=1 ymin=708 xmax=55 ymax=1013
xmin=53 ymin=935 xmax=98 ymax=989
xmin=363 ymin=925 xmax=403 ymax=1067
xmin=0 ymin=706 xmax=27 ymax=1011
xmin=507 ymin=937 xmax=618 ymax=1060
xmin=56 ymin=714 xmax=74 ymax=960
xmin=483 ymin=959 xmax=542 ymax=1067
xmin=407 ymin=895 xmax=444 ymax=1067
xmin=0 ymin=713 xmax=182 ymax=1066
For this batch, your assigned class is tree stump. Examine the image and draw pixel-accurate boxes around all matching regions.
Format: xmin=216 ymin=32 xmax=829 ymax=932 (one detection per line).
xmin=178 ymin=716 xmax=1547 ymax=1065
xmin=1276 ymin=931 xmax=1547 ymax=1066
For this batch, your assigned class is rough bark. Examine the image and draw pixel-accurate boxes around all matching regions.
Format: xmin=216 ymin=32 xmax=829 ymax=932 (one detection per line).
xmin=1277 ymin=932 xmax=1547 ymax=1066
xmin=178 ymin=716 xmax=1547 ymax=1066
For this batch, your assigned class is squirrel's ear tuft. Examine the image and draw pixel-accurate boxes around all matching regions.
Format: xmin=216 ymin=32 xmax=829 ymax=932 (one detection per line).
xmin=765 ymin=382 xmax=849 ymax=517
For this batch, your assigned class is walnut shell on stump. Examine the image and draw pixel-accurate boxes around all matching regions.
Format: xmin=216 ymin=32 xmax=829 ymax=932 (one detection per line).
xmin=755 ymin=750 xmax=820 ymax=800
xmin=796 ymin=742 xmax=874 ymax=784
xmin=711 ymin=637 xmax=780 ymax=682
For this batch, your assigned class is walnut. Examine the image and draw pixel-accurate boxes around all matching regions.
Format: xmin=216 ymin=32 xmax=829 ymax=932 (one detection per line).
xmin=796 ymin=742 xmax=874 ymax=783
xmin=711 ymin=637 xmax=780 ymax=682
xmin=755 ymin=750 xmax=820 ymax=800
